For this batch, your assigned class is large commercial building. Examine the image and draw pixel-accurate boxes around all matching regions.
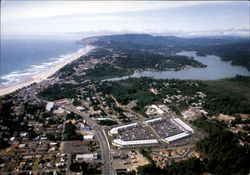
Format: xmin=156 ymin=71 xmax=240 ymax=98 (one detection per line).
xmin=109 ymin=123 xmax=138 ymax=135
xmin=109 ymin=117 xmax=194 ymax=148
xmin=171 ymin=118 xmax=194 ymax=133
xmin=112 ymin=139 xmax=159 ymax=148
xmin=163 ymin=132 xmax=190 ymax=143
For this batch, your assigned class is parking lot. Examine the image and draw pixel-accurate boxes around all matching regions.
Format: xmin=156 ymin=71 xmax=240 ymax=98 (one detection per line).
xmin=119 ymin=125 xmax=155 ymax=141
xmin=150 ymin=118 xmax=183 ymax=138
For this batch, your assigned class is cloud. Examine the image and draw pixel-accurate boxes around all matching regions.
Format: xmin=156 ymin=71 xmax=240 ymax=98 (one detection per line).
xmin=65 ymin=28 xmax=250 ymax=38
xmin=1 ymin=1 xmax=222 ymax=22
xmin=1 ymin=1 xmax=248 ymax=38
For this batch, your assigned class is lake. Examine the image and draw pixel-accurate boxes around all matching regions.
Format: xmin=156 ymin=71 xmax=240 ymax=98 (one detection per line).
xmin=106 ymin=51 xmax=250 ymax=81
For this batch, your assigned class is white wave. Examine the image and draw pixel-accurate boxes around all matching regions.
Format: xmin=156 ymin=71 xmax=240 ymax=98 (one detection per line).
xmin=30 ymin=64 xmax=48 ymax=69
xmin=1 ymin=47 xmax=86 ymax=87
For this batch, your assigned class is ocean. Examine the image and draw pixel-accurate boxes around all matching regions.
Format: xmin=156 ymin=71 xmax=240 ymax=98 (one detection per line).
xmin=0 ymin=39 xmax=84 ymax=87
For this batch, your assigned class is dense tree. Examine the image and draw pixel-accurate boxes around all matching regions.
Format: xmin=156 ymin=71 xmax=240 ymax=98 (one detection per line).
xmin=69 ymin=162 xmax=88 ymax=173
xmin=98 ymin=120 xmax=118 ymax=126
xmin=63 ymin=122 xmax=83 ymax=141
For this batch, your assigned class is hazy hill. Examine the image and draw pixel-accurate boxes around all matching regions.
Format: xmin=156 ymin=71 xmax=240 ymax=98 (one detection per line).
xmin=80 ymin=34 xmax=250 ymax=70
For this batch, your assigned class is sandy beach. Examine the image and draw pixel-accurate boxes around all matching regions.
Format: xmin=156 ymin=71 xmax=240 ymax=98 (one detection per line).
xmin=0 ymin=45 xmax=94 ymax=96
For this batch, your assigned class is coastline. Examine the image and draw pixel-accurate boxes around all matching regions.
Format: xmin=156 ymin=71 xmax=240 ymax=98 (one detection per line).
xmin=0 ymin=45 xmax=94 ymax=97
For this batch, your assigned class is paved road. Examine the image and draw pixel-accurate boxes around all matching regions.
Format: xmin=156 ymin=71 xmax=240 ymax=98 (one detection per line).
xmin=26 ymin=89 xmax=111 ymax=175
xmin=61 ymin=105 xmax=111 ymax=175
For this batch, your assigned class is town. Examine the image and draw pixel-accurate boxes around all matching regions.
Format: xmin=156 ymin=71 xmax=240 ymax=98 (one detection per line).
xmin=1 ymin=35 xmax=250 ymax=175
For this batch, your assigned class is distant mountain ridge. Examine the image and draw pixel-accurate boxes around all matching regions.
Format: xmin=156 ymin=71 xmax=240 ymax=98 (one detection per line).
xmin=80 ymin=33 xmax=249 ymax=47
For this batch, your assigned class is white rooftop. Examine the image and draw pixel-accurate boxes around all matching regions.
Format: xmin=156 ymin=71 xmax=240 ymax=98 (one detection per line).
xmin=76 ymin=153 xmax=98 ymax=160
xmin=163 ymin=132 xmax=189 ymax=143
xmin=145 ymin=117 xmax=163 ymax=124
xmin=151 ymin=105 xmax=164 ymax=115
xmin=83 ymin=134 xmax=94 ymax=140
xmin=172 ymin=118 xmax=194 ymax=133
xmin=112 ymin=139 xmax=158 ymax=147
xmin=109 ymin=123 xmax=138 ymax=135
xmin=46 ymin=102 xmax=54 ymax=111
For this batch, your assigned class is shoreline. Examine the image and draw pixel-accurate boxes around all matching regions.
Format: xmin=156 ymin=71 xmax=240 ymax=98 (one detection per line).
xmin=0 ymin=45 xmax=94 ymax=97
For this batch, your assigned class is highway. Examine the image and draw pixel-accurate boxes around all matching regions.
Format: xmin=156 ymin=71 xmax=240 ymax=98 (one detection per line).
xmin=61 ymin=105 xmax=111 ymax=175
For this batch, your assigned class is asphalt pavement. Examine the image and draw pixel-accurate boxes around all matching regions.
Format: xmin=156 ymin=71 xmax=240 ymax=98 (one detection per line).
xmin=61 ymin=105 xmax=111 ymax=175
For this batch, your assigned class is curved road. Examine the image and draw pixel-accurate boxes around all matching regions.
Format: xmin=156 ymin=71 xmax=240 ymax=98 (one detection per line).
xmin=61 ymin=105 xmax=111 ymax=175
xmin=27 ymin=89 xmax=111 ymax=175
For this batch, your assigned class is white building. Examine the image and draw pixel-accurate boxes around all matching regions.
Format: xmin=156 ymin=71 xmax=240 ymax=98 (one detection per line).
xmin=83 ymin=134 xmax=94 ymax=140
xmin=76 ymin=106 xmax=85 ymax=112
xmin=109 ymin=123 xmax=138 ymax=135
xmin=145 ymin=118 xmax=163 ymax=125
xmin=171 ymin=118 xmax=194 ymax=133
xmin=151 ymin=105 xmax=164 ymax=115
xmin=46 ymin=102 xmax=54 ymax=111
xmin=76 ymin=153 xmax=98 ymax=161
xmin=53 ymin=107 xmax=65 ymax=114
xmin=112 ymin=139 xmax=159 ymax=148
xmin=163 ymin=132 xmax=190 ymax=143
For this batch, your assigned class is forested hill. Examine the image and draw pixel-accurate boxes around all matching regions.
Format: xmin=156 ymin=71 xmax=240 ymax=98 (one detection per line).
xmin=81 ymin=34 xmax=248 ymax=47
xmin=80 ymin=34 xmax=250 ymax=70
xmin=196 ymin=42 xmax=250 ymax=70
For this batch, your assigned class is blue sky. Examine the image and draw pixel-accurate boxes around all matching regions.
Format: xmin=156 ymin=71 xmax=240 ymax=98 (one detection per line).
xmin=1 ymin=1 xmax=249 ymax=39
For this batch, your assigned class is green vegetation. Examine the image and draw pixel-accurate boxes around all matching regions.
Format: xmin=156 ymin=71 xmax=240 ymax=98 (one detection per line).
xmin=69 ymin=162 xmax=88 ymax=173
xmin=139 ymin=148 xmax=154 ymax=163
xmin=63 ymin=122 xmax=83 ymax=141
xmin=47 ymin=134 xmax=58 ymax=142
xmin=193 ymin=117 xmax=250 ymax=175
xmin=0 ymin=102 xmax=41 ymax=143
xmin=165 ymin=158 xmax=204 ymax=175
xmin=98 ymin=76 xmax=250 ymax=116
xmin=192 ymin=117 xmax=227 ymax=133
xmin=37 ymin=83 xmax=82 ymax=101
xmin=98 ymin=120 xmax=118 ymax=126
xmin=77 ymin=63 xmax=131 ymax=81
xmin=24 ymin=102 xmax=45 ymax=115
xmin=136 ymin=157 xmax=204 ymax=175
xmin=70 ymin=162 xmax=101 ymax=174
xmin=66 ymin=112 xmax=81 ymax=120
xmin=90 ymin=34 xmax=249 ymax=71
xmin=196 ymin=42 xmax=250 ymax=70
xmin=99 ymin=77 xmax=161 ymax=114
xmin=202 ymin=75 xmax=250 ymax=115
xmin=27 ymin=128 xmax=38 ymax=141
xmin=54 ymin=42 xmax=207 ymax=82
xmin=137 ymin=163 xmax=166 ymax=175
xmin=136 ymin=117 xmax=249 ymax=175
xmin=0 ymin=139 xmax=10 ymax=149
xmin=111 ymin=48 xmax=205 ymax=71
